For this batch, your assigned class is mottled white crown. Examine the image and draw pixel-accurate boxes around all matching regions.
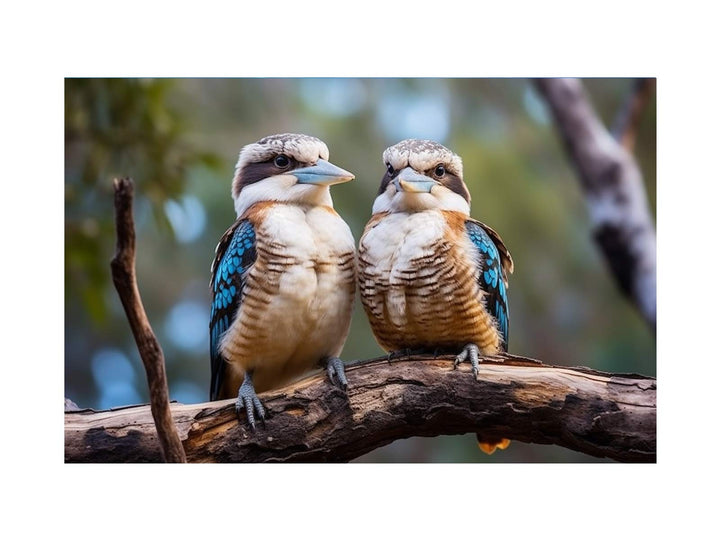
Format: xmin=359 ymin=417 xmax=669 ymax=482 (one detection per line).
xmin=236 ymin=133 xmax=329 ymax=171
xmin=383 ymin=139 xmax=463 ymax=179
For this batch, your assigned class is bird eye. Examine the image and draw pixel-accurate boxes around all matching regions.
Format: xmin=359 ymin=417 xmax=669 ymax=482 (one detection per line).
xmin=274 ymin=154 xmax=290 ymax=168
xmin=434 ymin=164 xmax=446 ymax=177
xmin=386 ymin=163 xmax=395 ymax=175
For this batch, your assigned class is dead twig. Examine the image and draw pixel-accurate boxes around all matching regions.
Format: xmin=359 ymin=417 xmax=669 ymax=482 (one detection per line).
xmin=109 ymin=177 xmax=186 ymax=463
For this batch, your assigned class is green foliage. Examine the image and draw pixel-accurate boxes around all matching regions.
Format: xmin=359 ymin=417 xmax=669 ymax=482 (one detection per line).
xmin=65 ymin=78 xmax=223 ymax=323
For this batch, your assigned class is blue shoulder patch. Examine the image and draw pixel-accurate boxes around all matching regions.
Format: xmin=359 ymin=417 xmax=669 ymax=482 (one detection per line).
xmin=209 ymin=219 xmax=256 ymax=400
xmin=466 ymin=221 xmax=510 ymax=350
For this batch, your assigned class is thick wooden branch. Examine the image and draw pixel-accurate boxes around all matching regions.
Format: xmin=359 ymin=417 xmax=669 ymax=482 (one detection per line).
xmin=109 ymin=177 xmax=186 ymax=463
xmin=65 ymin=354 xmax=656 ymax=463
xmin=534 ymin=78 xmax=656 ymax=331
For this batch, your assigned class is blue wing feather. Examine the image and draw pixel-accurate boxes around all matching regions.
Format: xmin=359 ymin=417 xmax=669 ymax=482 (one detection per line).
xmin=209 ymin=219 xmax=256 ymax=400
xmin=465 ymin=220 xmax=512 ymax=350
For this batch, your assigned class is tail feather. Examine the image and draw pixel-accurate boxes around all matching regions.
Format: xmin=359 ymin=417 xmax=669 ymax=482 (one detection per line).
xmin=477 ymin=435 xmax=511 ymax=455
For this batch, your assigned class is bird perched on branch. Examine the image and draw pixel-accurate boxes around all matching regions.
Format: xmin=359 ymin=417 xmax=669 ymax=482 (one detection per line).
xmin=358 ymin=139 xmax=514 ymax=454
xmin=210 ymin=133 xmax=356 ymax=428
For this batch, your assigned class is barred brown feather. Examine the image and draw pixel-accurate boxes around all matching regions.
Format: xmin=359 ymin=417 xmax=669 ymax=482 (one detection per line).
xmin=358 ymin=210 xmax=503 ymax=355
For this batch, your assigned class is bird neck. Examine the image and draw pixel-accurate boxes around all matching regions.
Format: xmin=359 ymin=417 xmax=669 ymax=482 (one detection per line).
xmin=372 ymin=189 xmax=470 ymax=216
xmin=233 ymin=179 xmax=334 ymax=218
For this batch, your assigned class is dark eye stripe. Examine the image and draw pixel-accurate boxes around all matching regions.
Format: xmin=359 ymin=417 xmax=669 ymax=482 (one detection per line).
xmin=441 ymin=172 xmax=470 ymax=202
xmin=377 ymin=171 xmax=394 ymax=195
xmin=233 ymin=157 xmax=300 ymax=197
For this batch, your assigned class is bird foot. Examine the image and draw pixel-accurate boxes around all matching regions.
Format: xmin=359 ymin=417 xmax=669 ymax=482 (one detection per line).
xmin=454 ymin=343 xmax=481 ymax=380
xmin=324 ymin=356 xmax=348 ymax=391
xmin=235 ymin=373 xmax=265 ymax=430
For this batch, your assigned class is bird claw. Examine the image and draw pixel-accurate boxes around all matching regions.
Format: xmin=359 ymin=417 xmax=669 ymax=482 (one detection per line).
xmin=235 ymin=374 xmax=265 ymax=430
xmin=325 ymin=356 xmax=348 ymax=391
xmin=455 ymin=344 xmax=481 ymax=380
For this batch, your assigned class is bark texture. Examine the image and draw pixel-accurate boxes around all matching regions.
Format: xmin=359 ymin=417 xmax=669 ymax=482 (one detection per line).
xmin=65 ymin=354 xmax=656 ymax=463
xmin=534 ymin=78 xmax=656 ymax=331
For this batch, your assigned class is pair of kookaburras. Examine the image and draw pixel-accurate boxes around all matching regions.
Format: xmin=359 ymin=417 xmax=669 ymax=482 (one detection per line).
xmin=210 ymin=133 xmax=513 ymax=454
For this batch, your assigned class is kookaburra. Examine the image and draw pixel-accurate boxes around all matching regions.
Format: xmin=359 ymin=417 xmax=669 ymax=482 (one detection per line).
xmin=358 ymin=138 xmax=514 ymax=454
xmin=209 ymin=133 xmax=356 ymax=428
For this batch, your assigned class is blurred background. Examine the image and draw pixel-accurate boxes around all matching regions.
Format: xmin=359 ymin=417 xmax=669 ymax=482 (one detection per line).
xmin=64 ymin=78 xmax=656 ymax=463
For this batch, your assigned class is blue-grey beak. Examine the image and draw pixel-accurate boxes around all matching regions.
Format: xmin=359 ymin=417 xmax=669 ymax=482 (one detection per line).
xmin=293 ymin=159 xmax=354 ymax=186
xmin=393 ymin=167 xmax=438 ymax=193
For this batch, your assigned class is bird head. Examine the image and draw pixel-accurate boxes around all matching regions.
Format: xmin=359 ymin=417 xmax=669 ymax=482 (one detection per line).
xmin=231 ymin=133 xmax=354 ymax=217
xmin=372 ymin=139 xmax=471 ymax=215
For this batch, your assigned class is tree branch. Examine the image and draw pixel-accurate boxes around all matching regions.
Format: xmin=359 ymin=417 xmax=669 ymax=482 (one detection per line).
xmin=612 ymin=78 xmax=655 ymax=153
xmin=65 ymin=353 xmax=656 ymax=463
xmin=533 ymin=78 xmax=656 ymax=331
xmin=109 ymin=177 xmax=186 ymax=463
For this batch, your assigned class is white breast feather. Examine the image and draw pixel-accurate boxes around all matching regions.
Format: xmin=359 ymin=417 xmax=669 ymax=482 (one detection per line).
xmin=225 ymin=204 xmax=355 ymax=388
xmin=361 ymin=211 xmax=446 ymax=326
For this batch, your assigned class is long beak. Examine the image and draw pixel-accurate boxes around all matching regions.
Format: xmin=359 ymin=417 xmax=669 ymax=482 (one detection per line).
xmin=393 ymin=167 xmax=438 ymax=193
xmin=293 ymin=159 xmax=354 ymax=186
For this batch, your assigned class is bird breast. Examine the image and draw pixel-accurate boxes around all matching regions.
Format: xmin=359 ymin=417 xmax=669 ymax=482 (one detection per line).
xmin=358 ymin=210 xmax=501 ymax=353
xmin=221 ymin=203 xmax=356 ymax=391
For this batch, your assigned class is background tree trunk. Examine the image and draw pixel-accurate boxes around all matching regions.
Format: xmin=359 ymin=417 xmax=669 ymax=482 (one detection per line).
xmin=534 ymin=78 xmax=656 ymax=331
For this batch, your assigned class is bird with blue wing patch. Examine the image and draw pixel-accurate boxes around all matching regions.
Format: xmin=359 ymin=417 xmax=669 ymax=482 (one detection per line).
xmin=466 ymin=220 xmax=511 ymax=351
xmin=210 ymin=133 xmax=356 ymax=429
xmin=210 ymin=219 xmax=256 ymax=402
xmin=358 ymin=139 xmax=514 ymax=454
